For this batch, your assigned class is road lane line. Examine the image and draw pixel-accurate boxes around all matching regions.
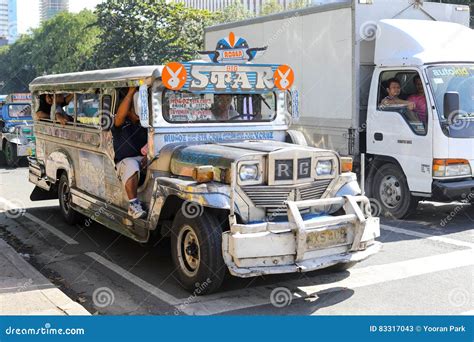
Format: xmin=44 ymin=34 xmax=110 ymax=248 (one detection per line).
xmin=85 ymin=252 xmax=181 ymax=306
xmin=0 ymin=197 xmax=78 ymax=245
xmin=178 ymin=249 xmax=474 ymax=315
xmin=381 ymin=224 xmax=474 ymax=249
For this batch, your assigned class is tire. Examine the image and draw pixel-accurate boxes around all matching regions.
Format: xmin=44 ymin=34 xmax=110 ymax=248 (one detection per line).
xmin=372 ymin=163 xmax=419 ymax=219
xmin=58 ymin=173 xmax=80 ymax=225
xmin=171 ymin=209 xmax=226 ymax=295
xmin=4 ymin=142 xmax=18 ymax=168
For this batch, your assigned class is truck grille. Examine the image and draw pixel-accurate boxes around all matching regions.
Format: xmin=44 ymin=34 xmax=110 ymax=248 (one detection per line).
xmin=242 ymin=179 xmax=332 ymax=218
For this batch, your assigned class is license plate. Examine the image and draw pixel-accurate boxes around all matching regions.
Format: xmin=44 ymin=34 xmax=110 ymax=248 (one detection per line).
xmin=306 ymin=227 xmax=347 ymax=249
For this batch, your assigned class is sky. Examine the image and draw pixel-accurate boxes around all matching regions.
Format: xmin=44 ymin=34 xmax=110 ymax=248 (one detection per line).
xmin=17 ymin=0 xmax=104 ymax=34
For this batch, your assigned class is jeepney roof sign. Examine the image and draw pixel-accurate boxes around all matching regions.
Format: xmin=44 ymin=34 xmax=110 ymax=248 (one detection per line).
xmin=162 ymin=62 xmax=294 ymax=93
xmin=7 ymin=93 xmax=32 ymax=103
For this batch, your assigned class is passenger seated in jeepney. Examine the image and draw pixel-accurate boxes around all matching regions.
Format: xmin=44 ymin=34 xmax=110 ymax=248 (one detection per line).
xmin=112 ymin=87 xmax=148 ymax=219
xmin=35 ymin=94 xmax=74 ymax=125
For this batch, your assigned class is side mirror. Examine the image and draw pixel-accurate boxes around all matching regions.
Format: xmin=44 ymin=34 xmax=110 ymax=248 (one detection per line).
xmin=443 ymin=92 xmax=460 ymax=122
xmin=134 ymin=85 xmax=150 ymax=128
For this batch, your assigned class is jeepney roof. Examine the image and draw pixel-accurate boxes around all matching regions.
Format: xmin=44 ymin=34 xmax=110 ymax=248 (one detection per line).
xmin=29 ymin=65 xmax=164 ymax=91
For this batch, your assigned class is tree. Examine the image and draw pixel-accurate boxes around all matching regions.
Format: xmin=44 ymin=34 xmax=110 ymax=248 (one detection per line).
xmin=0 ymin=10 xmax=99 ymax=93
xmin=92 ymin=0 xmax=215 ymax=68
xmin=288 ymin=0 xmax=310 ymax=10
xmin=260 ymin=0 xmax=283 ymax=16
xmin=214 ymin=1 xmax=254 ymax=24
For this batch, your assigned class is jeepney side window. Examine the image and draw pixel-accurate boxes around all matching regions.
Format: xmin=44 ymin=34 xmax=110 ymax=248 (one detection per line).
xmin=76 ymin=92 xmax=100 ymax=128
xmin=34 ymin=93 xmax=54 ymax=122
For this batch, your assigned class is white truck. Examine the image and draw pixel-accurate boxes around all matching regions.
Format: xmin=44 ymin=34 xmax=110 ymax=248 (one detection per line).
xmin=205 ymin=0 xmax=474 ymax=218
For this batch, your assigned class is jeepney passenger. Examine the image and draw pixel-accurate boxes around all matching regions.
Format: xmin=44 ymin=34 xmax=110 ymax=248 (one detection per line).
xmin=112 ymin=87 xmax=148 ymax=219
xmin=35 ymin=94 xmax=74 ymax=125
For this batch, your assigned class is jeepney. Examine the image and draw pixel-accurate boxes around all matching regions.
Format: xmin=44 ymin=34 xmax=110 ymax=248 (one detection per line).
xmin=0 ymin=93 xmax=35 ymax=167
xmin=28 ymin=35 xmax=380 ymax=294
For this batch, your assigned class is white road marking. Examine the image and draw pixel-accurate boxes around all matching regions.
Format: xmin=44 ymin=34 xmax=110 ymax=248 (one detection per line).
xmin=381 ymin=224 xmax=474 ymax=249
xmin=0 ymin=197 xmax=78 ymax=245
xmin=177 ymin=249 xmax=474 ymax=315
xmin=85 ymin=252 xmax=181 ymax=306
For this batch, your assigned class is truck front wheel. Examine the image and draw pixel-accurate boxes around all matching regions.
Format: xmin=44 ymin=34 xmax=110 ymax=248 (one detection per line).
xmin=171 ymin=209 xmax=226 ymax=295
xmin=373 ymin=163 xmax=419 ymax=219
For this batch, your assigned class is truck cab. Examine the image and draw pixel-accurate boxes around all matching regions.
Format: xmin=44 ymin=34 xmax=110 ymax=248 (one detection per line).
xmin=0 ymin=93 xmax=35 ymax=167
xmin=366 ymin=20 xmax=474 ymax=218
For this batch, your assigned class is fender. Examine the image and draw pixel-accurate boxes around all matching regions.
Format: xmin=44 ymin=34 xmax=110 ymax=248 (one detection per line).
xmin=285 ymin=130 xmax=307 ymax=146
xmin=148 ymin=176 xmax=241 ymax=230
xmin=45 ymin=149 xmax=75 ymax=186
xmin=3 ymin=136 xmax=28 ymax=145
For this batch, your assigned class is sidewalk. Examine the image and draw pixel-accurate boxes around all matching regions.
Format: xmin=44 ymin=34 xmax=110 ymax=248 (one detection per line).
xmin=0 ymin=238 xmax=90 ymax=315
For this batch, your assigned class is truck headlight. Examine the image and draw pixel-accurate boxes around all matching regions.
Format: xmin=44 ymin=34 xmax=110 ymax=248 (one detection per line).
xmin=433 ymin=159 xmax=472 ymax=177
xmin=239 ymin=164 xmax=260 ymax=181
xmin=316 ymin=160 xmax=333 ymax=176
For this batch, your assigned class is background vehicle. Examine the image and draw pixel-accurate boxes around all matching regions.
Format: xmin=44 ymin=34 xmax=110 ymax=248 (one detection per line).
xmin=205 ymin=0 xmax=474 ymax=218
xmin=0 ymin=93 xmax=35 ymax=167
xmin=28 ymin=60 xmax=380 ymax=294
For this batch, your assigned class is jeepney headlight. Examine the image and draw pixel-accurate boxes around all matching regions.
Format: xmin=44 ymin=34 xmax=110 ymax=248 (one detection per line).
xmin=239 ymin=164 xmax=260 ymax=181
xmin=316 ymin=160 xmax=333 ymax=176
xmin=8 ymin=126 xmax=16 ymax=134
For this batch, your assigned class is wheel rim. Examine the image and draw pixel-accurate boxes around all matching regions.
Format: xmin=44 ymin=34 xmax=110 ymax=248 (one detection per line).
xmin=379 ymin=175 xmax=402 ymax=208
xmin=60 ymin=181 xmax=71 ymax=214
xmin=177 ymin=225 xmax=200 ymax=277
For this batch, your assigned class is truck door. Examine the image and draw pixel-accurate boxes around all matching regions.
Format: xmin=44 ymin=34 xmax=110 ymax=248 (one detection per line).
xmin=367 ymin=68 xmax=433 ymax=196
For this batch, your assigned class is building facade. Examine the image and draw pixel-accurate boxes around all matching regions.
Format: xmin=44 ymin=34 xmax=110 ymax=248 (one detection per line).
xmin=175 ymin=0 xmax=299 ymax=16
xmin=8 ymin=0 xmax=17 ymax=43
xmin=40 ymin=0 xmax=69 ymax=23
xmin=0 ymin=0 xmax=8 ymax=46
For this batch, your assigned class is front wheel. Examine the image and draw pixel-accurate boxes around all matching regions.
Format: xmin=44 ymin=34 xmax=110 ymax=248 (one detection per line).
xmin=373 ymin=163 xmax=419 ymax=219
xmin=58 ymin=173 xmax=80 ymax=225
xmin=4 ymin=142 xmax=19 ymax=168
xmin=171 ymin=209 xmax=226 ymax=295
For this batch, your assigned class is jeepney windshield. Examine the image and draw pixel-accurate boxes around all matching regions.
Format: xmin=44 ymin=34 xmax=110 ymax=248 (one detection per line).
xmin=8 ymin=104 xmax=32 ymax=118
xmin=427 ymin=64 xmax=474 ymax=138
xmin=162 ymin=90 xmax=277 ymax=123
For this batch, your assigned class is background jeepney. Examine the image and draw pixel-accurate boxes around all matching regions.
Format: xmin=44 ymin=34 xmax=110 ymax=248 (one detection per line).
xmin=28 ymin=63 xmax=380 ymax=294
xmin=0 ymin=93 xmax=35 ymax=167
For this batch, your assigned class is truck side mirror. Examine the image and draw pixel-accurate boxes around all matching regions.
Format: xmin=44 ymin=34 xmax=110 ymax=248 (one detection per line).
xmin=134 ymin=85 xmax=150 ymax=128
xmin=443 ymin=92 xmax=460 ymax=123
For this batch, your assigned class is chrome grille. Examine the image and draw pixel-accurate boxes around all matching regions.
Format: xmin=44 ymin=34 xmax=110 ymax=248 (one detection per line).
xmin=242 ymin=180 xmax=332 ymax=217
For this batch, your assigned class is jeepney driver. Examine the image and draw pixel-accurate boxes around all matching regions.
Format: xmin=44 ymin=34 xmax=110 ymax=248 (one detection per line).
xmin=112 ymin=87 xmax=148 ymax=219
xmin=211 ymin=94 xmax=239 ymax=120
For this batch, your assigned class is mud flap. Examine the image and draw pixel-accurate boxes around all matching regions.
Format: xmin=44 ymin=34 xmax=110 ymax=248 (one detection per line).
xmin=30 ymin=186 xmax=58 ymax=201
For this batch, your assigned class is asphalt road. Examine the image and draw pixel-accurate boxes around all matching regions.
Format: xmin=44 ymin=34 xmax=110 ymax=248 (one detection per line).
xmin=0 ymin=167 xmax=473 ymax=315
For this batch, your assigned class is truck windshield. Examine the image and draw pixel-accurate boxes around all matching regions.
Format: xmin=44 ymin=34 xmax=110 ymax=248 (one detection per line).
xmin=427 ymin=64 xmax=474 ymax=138
xmin=8 ymin=104 xmax=32 ymax=118
xmin=162 ymin=90 xmax=277 ymax=123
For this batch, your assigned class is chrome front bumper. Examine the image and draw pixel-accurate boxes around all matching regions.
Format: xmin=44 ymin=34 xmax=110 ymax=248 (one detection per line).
xmin=223 ymin=195 xmax=381 ymax=277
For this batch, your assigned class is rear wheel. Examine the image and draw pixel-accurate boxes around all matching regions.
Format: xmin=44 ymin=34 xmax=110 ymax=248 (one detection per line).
xmin=171 ymin=209 xmax=225 ymax=295
xmin=4 ymin=142 xmax=18 ymax=168
xmin=58 ymin=173 xmax=80 ymax=225
xmin=373 ymin=163 xmax=419 ymax=219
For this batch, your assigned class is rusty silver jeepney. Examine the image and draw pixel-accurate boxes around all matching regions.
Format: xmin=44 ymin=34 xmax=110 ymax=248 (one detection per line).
xmin=28 ymin=61 xmax=380 ymax=294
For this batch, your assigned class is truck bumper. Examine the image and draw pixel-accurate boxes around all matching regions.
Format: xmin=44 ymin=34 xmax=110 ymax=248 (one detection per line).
xmin=16 ymin=141 xmax=35 ymax=157
xmin=223 ymin=195 xmax=381 ymax=277
xmin=432 ymin=179 xmax=474 ymax=202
